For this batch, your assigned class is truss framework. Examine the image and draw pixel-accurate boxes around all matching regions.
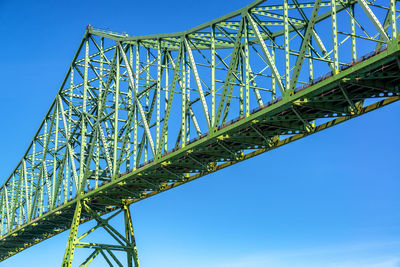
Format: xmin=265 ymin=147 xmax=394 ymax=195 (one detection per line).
xmin=1 ymin=0 xmax=400 ymax=265
xmin=63 ymin=202 xmax=140 ymax=267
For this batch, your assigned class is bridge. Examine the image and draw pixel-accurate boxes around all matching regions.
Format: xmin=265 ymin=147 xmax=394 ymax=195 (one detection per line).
xmin=1 ymin=0 xmax=399 ymax=265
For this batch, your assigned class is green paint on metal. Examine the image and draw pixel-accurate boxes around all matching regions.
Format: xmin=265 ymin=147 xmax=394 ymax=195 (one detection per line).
xmin=0 ymin=0 xmax=399 ymax=265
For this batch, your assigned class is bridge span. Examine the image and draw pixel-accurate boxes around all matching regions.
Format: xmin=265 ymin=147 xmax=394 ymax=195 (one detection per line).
xmin=1 ymin=0 xmax=399 ymax=265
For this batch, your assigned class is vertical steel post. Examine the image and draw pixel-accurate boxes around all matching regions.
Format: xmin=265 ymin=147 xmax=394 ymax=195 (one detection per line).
xmin=164 ymin=53 xmax=169 ymax=153
xmin=390 ymin=0 xmax=397 ymax=37
xmin=4 ymin=187 xmax=9 ymax=232
xmin=211 ymin=25 xmax=216 ymax=126
xmin=182 ymin=47 xmax=187 ymax=147
xmin=144 ymin=48 xmax=150 ymax=162
xmin=244 ymin=16 xmax=250 ymax=117
xmin=271 ymin=38 xmax=276 ymax=100
xmin=29 ymin=143 xmax=36 ymax=217
xmin=156 ymin=40 xmax=162 ymax=149
xmin=239 ymin=55 xmax=244 ymax=116
xmin=113 ymin=43 xmax=120 ymax=178
xmin=308 ymin=46 xmax=313 ymax=82
xmin=79 ymin=37 xmax=89 ymax=190
xmin=350 ymin=4 xmax=357 ymax=61
xmin=124 ymin=205 xmax=140 ymax=267
xmin=68 ymin=68 xmax=74 ymax=199
xmin=40 ymin=123 xmax=46 ymax=215
xmin=134 ymin=44 xmax=139 ymax=170
xmin=127 ymin=44 xmax=133 ymax=172
xmin=331 ymin=0 xmax=339 ymax=73
xmin=95 ymin=38 xmax=104 ymax=188
xmin=186 ymin=53 xmax=191 ymax=143
xmin=62 ymin=200 xmax=83 ymax=267
xmin=51 ymin=101 xmax=59 ymax=206
xmin=0 ymin=192 xmax=4 ymax=236
xmin=284 ymin=0 xmax=290 ymax=89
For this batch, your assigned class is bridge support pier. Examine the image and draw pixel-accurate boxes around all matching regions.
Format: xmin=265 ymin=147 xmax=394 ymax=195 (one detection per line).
xmin=62 ymin=200 xmax=140 ymax=267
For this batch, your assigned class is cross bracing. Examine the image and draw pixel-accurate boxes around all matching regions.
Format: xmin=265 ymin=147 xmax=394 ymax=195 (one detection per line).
xmin=1 ymin=0 xmax=400 ymax=265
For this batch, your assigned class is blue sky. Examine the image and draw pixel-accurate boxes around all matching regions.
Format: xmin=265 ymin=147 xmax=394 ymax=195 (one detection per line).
xmin=1 ymin=0 xmax=400 ymax=266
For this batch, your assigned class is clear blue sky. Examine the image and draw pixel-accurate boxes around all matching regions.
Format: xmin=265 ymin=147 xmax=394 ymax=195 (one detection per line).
xmin=1 ymin=0 xmax=400 ymax=266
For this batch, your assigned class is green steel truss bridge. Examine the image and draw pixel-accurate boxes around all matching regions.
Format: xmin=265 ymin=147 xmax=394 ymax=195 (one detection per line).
xmin=1 ymin=0 xmax=400 ymax=265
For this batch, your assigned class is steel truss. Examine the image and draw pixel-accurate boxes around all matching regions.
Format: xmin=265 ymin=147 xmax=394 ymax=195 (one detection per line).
xmin=63 ymin=202 xmax=139 ymax=267
xmin=0 ymin=0 xmax=400 ymax=265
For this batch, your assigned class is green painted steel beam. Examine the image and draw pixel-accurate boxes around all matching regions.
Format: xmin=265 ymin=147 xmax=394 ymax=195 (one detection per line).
xmin=0 ymin=0 xmax=399 ymax=264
